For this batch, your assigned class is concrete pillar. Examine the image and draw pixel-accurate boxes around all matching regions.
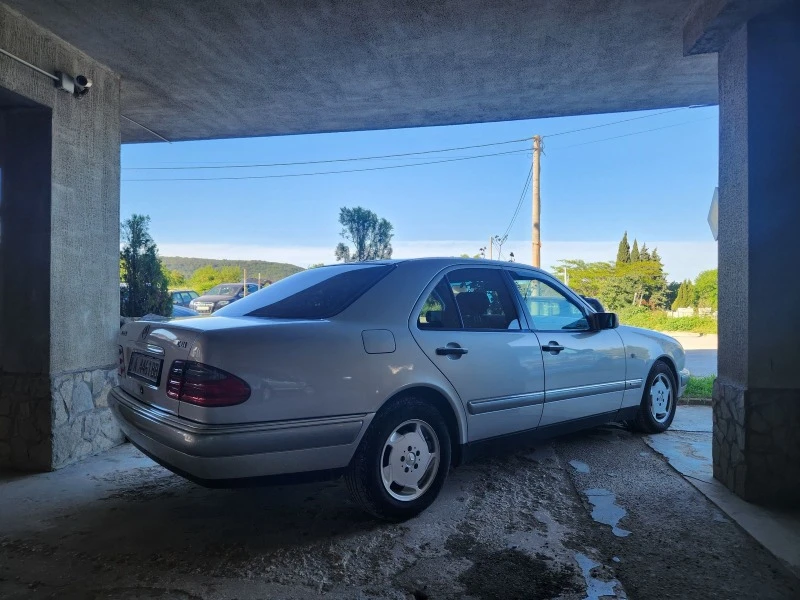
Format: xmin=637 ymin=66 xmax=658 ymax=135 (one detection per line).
xmin=712 ymin=3 xmax=800 ymax=504
xmin=0 ymin=3 xmax=123 ymax=470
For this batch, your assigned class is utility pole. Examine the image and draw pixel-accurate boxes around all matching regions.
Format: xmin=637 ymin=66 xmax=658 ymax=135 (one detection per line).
xmin=532 ymin=135 xmax=542 ymax=267
xmin=489 ymin=236 xmax=493 ymax=260
xmin=243 ymin=268 xmax=247 ymax=296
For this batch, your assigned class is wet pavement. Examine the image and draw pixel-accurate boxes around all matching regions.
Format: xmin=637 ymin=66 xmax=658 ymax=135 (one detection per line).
xmin=1 ymin=413 xmax=798 ymax=600
xmin=645 ymin=405 xmax=800 ymax=580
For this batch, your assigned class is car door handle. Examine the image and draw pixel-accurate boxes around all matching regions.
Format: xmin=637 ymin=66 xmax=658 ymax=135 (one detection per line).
xmin=436 ymin=346 xmax=468 ymax=356
xmin=542 ymin=341 xmax=564 ymax=355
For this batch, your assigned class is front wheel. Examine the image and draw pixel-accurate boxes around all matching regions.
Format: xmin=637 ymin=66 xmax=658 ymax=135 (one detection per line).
xmin=346 ymin=398 xmax=451 ymax=521
xmin=633 ymin=361 xmax=677 ymax=433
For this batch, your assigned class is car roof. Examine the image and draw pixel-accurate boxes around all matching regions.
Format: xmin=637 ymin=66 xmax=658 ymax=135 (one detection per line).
xmin=315 ymin=257 xmax=548 ymax=273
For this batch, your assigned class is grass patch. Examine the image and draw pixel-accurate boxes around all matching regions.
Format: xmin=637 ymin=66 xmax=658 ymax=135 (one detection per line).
xmin=685 ymin=375 xmax=714 ymax=399
xmin=617 ymin=307 xmax=718 ymax=334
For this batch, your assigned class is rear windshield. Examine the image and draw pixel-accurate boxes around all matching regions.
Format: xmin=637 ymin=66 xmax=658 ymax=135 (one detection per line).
xmin=214 ymin=263 xmax=395 ymax=319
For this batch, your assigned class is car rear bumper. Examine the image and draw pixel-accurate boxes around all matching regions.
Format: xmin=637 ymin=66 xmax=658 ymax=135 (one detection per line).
xmin=109 ymin=386 xmax=372 ymax=482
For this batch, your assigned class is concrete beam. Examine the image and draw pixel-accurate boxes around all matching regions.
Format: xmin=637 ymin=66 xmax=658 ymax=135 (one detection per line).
xmin=6 ymin=0 xmax=717 ymax=143
xmin=684 ymin=0 xmax=792 ymax=55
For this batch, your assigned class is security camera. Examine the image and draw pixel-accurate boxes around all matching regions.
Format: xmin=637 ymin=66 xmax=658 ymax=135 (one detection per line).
xmin=54 ymin=72 xmax=92 ymax=98
xmin=74 ymin=75 xmax=92 ymax=97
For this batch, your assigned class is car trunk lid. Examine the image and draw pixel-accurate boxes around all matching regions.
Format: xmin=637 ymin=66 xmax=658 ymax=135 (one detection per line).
xmin=118 ymin=320 xmax=202 ymax=414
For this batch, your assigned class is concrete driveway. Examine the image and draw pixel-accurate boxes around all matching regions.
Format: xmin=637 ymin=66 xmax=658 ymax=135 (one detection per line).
xmin=1 ymin=415 xmax=798 ymax=599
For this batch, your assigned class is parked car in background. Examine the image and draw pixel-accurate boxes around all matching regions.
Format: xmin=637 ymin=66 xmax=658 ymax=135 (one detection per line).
xmin=112 ymin=258 xmax=688 ymax=521
xmin=189 ymin=283 xmax=259 ymax=314
xmin=172 ymin=305 xmax=199 ymax=318
xmin=171 ymin=289 xmax=199 ymax=308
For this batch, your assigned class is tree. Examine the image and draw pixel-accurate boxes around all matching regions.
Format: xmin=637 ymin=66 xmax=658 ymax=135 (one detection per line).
xmin=666 ymin=280 xmax=680 ymax=308
xmin=189 ymin=265 xmax=243 ymax=295
xmin=616 ymin=232 xmax=631 ymax=265
xmin=630 ymin=239 xmax=640 ymax=262
xmin=163 ymin=267 xmax=186 ymax=288
xmin=335 ymin=206 xmax=394 ymax=262
xmin=671 ymin=280 xmax=696 ymax=310
xmin=639 ymin=243 xmax=651 ymax=262
xmin=694 ymin=269 xmax=718 ymax=309
xmin=120 ymin=214 xmax=172 ymax=317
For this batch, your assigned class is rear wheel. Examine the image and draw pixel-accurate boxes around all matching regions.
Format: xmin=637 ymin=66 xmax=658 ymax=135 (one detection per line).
xmin=633 ymin=360 xmax=677 ymax=433
xmin=346 ymin=397 xmax=451 ymax=521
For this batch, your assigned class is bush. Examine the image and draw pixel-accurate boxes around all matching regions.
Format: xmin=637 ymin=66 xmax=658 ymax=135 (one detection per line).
xmin=616 ymin=307 xmax=717 ymax=334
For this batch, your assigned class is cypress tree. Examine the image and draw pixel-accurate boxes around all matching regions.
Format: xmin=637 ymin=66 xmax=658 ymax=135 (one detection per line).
xmin=631 ymin=239 xmax=640 ymax=262
xmin=672 ymin=281 xmax=687 ymax=310
xmin=639 ymin=243 xmax=651 ymax=261
xmin=616 ymin=232 xmax=631 ymax=265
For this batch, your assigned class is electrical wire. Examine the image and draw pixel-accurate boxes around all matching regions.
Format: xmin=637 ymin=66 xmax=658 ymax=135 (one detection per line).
xmin=501 ymin=166 xmax=533 ymax=240
xmin=547 ymin=116 xmax=716 ymax=150
xmin=121 ymin=115 xmax=171 ymax=143
xmin=542 ymin=107 xmax=689 ymax=138
xmin=122 ymin=147 xmax=531 ymax=182
xmin=0 ymin=47 xmax=59 ymax=80
xmin=123 ymin=104 xmax=713 ymax=171
xmin=123 ymin=137 xmax=533 ymax=170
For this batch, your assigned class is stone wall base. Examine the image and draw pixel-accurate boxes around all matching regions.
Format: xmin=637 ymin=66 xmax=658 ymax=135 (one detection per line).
xmin=713 ymin=380 xmax=800 ymax=506
xmin=0 ymin=367 xmax=125 ymax=471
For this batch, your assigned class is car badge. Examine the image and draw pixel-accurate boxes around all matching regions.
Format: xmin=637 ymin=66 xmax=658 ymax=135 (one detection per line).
xmin=140 ymin=325 xmax=151 ymax=341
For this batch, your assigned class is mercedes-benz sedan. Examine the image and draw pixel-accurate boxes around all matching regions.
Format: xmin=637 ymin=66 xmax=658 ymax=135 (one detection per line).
xmin=110 ymin=258 xmax=688 ymax=520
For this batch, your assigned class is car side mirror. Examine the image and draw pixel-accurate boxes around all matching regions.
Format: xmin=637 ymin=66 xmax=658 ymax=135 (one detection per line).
xmin=587 ymin=312 xmax=619 ymax=331
xmin=581 ymin=296 xmax=605 ymax=312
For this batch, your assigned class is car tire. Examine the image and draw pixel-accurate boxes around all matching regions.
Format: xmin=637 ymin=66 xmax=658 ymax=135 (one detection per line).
xmin=346 ymin=397 xmax=451 ymax=521
xmin=632 ymin=360 xmax=678 ymax=434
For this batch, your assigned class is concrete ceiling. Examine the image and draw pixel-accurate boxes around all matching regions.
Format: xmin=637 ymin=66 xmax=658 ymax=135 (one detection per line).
xmin=6 ymin=0 xmax=718 ymax=143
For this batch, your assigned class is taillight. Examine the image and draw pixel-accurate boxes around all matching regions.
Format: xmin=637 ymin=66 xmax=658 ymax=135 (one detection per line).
xmin=118 ymin=346 xmax=125 ymax=377
xmin=165 ymin=360 xmax=250 ymax=407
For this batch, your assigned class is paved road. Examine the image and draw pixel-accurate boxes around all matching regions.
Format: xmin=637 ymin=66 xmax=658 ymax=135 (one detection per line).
xmin=685 ymin=349 xmax=717 ymax=376
xmin=2 ymin=427 xmax=798 ymax=599
xmin=669 ymin=334 xmax=718 ymax=377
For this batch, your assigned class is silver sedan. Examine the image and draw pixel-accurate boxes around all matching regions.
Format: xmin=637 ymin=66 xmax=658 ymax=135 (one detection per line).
xmin=110 ymin=258 xmax=688 ymax=520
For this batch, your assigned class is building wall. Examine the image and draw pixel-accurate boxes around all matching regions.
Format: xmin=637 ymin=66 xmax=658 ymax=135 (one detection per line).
xmin=0 ymin=3 xmax=123 ymax=469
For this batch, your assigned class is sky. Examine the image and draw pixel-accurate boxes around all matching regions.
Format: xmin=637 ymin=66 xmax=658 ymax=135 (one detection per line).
xmin=121 ymin=105 xmax=719 ymax=282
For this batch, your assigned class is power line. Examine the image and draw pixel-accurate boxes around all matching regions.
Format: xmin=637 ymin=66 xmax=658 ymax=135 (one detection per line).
xmin=542 ymin=107 xmax=688 ymax=139
xmin=547 ymin=116 xmax=716 ymax=150
xmin=122 ymin=147 xmax=531 ymax=182
xmin=123 ymin=104 xmax=712 ymax=171
xmin=123 ymin=136 xmax=533 ymax=171
xmin=501 ymin=166 xmax=533 ymax=240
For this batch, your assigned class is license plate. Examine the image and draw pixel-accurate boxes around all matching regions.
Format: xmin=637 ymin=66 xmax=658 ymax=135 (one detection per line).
xmin=128 ymin=352 xmax=163 ymax=386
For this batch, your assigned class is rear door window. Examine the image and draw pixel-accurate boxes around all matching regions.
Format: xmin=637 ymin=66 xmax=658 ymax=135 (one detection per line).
xmin=417 ymin=278 xmax=462 ymax=329
xmin=446 ymin=268 xmax=521 ymax=330
xmin=215 ymin=263 xmax=395 ymax=319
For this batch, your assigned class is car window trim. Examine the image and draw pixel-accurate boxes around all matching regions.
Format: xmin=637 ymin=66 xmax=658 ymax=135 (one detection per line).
xmin=504 ymin=268 xmax=591 ymax=333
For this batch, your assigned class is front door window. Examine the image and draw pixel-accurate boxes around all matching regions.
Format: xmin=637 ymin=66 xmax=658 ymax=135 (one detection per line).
xmin=510 ymin=273 xmax=588 ymax=331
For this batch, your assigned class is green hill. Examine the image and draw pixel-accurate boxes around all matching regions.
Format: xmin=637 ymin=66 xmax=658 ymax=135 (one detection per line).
xmin=161 ymin=256 xmax=304 ymax=282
